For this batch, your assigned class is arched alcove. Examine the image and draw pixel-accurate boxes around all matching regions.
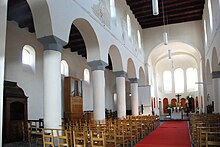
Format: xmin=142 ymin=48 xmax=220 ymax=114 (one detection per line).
xmin=211 ymin=47 xmax=220 ymax=72
xmin=139 ymin=66 xmax=146 ymax=86
xmin=163 ymin=98 xmax=168 ymax=113
xmin=127 ymin=58 xmax=137 ymax=79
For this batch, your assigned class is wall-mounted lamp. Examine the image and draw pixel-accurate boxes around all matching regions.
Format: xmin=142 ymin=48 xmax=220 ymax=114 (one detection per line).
xmin=152 ymin=0 xmax=159 ymax=15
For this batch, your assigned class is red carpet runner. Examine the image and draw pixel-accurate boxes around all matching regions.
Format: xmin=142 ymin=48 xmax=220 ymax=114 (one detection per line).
xmin=135 ymin=121 xmax=191 ymax=147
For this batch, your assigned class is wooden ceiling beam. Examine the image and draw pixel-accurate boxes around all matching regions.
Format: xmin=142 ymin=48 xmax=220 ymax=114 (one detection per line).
xmin=70 ymin=46 xmax=86 ymax=52
xmin=141 ymin=14 xmax=201 ymax=28
xmin=133 ymin=2 xmax=203 ymax=16
xmin=138 ymin=9 xmax=202 ymax=23
xmin=130 ymin=0 xmax=201 ymax=11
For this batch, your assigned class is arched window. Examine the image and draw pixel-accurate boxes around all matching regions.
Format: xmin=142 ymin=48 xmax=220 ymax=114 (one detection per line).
xmin=208 ymin=0 xmax=213 ymax=32
xmin=110 ymin=0 xmax=116 ymax=18
xmin=61 ymin=60 xmax=69 ymax=76
xmin=137 ymin=30 xmax=141 ymax=48
xmin=22 ymin=45 xmax=35 ymax=69
xmin=22 ymin=48 xmax=30 ymax=65
xmin=163 ymin=70 xmax=172 ymax=93
xmin=174 ymin=68 xmax=184 ymax=93
xmin=203 ymin=20 xmax=208 ymax=46
xmin=127 ymin=14 xmax=131 ymax=37
xmin=186 ymin=68 xmax=198 ymax=92
xmin=84 ymin=68 xmax=90 ymax=83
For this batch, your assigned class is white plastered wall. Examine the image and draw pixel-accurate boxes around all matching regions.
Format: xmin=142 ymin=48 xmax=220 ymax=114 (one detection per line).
xmin=143 ymin=21 xmax=204 ymax=61
xmin=5 ymin=22 xmax=117 ymax=119
xmin=143 ymin=21 xmax=204 ymax=114
xmin=31 ymin=0 xmax=145 ymax=76
xmin=5 ymin=22 xmax=44 ymax=119
xmin=203 ymin=0 xmax=220 ymax=112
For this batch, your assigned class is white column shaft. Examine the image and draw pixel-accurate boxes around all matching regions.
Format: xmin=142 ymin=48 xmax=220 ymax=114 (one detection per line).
xmin=0 ymin=0 xmax=7 ymax=145
xmin=92 ymin=70 xmax=105 ymax=121
xmin=131 ymin=83 xmax=139 ymax=116
xmin=116 ymin=76 xmax=126 ymax=119
xmin=43 ymin=50 xmax=61 ymax=128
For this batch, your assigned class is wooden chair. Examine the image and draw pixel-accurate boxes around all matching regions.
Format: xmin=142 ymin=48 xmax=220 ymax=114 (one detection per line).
xmin=22 ymin=121 xmax=29 ymax=142
xmin=115 ymin=126 xmax=129 ymax=147
xmin=42 ymin=128 xmax=55 ymax=147
xmin=90 ymin=130 xmax=105 ymax=147
xmin=57 ymin=129 xmax=69 ymax=147
xmin=28 ymin=121 xmax=43 ymax=145
xmin=105 ymin=127 xmax=120 ymax=147
xmin=73 ymin=130 xmax=87 ymax=147
xmin=205 ymin=132 xmax=220 ymax=147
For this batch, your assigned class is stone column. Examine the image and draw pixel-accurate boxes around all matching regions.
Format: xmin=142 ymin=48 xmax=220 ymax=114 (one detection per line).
xmin=115 ymin=71 xmax=126 ymax=119
xmin=130 ymin=78 xmax=139 ymax=116
xmin=88 ymin=60 xmax=107 ymax=122
xmin=212 ymin=71 xmax=220 ymax=113
xmin=38 ymin=35 xmax=67 ymax=128
xmin=0 ymin=0 xmax=7 ymax=145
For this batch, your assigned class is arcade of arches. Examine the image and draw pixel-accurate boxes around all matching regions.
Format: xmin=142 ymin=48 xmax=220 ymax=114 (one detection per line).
xmin=1 ymin=0 xmax=220 ymax=145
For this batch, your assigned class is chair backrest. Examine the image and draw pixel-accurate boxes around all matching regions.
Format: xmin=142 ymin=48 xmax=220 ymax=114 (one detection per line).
xmin=73 ymin=129 xmax=87 ymax=147
xmin=105 ymin=127 xmax=117 ymax=146
xmin=42 ymin=128 xmax=55 ymax=147
xmin=56 ymin=129 xmax=69 ymax=147
xmin=205 ymin=132 xmax=220 ymax=147
xmin=90 ymin=130 xmax=105 ymax=147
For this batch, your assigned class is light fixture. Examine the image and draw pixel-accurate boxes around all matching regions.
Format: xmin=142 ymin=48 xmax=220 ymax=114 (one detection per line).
xmin=152 ymin=0 xmax=159 ymax=15
xmin=163 ymin=32 xmax=168 ymax=45
xmin=168 ymin=49 xmax=171 ymax=59
xmin=162 ymin=0 xmax=169 ymax=45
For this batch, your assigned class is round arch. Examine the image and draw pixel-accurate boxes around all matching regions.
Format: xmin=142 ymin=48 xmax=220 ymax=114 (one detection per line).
xmin=108 ymin=45 xmax=123 ymax=71
xmin=72 ymin=18 xmax=100 ymax=62
xmin=26 ymin=0 xmax=53 ymax=38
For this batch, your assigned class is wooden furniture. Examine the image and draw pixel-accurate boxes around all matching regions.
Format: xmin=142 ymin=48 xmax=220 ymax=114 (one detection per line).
xmin=42 ymin=128 xmax=55 ymax=147
xmin=28 ymin=120 xmax=43 ymax=145
xmin=57 ymin=129 xmax=70 ymax=147
xmin=73 ymin=130 xmax=87 ymax=147
xmin=64 ymin=77 xmax=83 ymax=122
xmin=3 ymin=81 xmax=28 ymax=143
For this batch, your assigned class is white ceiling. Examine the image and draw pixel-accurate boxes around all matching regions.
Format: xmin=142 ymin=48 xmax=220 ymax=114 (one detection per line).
xmin=149 ymin=42 xmax=201 ymax=66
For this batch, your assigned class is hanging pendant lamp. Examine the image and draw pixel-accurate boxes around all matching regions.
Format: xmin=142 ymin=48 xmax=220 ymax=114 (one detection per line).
xmin=152 ymin=0 xmax=159 ymax=15
xmin=163 ymin=32 xmax=168 ymax=45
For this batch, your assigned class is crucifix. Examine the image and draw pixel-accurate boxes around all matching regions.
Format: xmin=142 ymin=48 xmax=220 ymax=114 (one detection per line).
xmin=176 ymin=94 xmax=181 ymax=103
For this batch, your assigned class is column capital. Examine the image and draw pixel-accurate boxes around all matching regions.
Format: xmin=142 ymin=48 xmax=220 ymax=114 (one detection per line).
xmin=212 ymin=71 xmax=220 ymax=79
xmin=129 ymin=78 xmax=138 ymax=83
xmin=88 ymin=60 xmax=108 ymax=71
xmin=114 ymin=71 xmax=127 ymax=77
xmin=38 ymin=35 xmax=67 ymax=52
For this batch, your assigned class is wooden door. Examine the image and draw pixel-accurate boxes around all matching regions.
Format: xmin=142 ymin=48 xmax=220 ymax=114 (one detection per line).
xmin=163 ymin=98 xmax=168 ymax=113
xmin=171 ymin=98 xmax=177 ymax=107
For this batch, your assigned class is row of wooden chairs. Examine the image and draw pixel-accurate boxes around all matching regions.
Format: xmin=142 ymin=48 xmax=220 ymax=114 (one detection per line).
xmin=40 ymin=115 xmax=160 ymax=147
xmin=189 ymin=113 xmax=220 ymax=147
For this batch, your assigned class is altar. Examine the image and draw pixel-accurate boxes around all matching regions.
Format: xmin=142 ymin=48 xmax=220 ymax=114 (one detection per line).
xmin=171 ymin=107 xmax=183 ymax=120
